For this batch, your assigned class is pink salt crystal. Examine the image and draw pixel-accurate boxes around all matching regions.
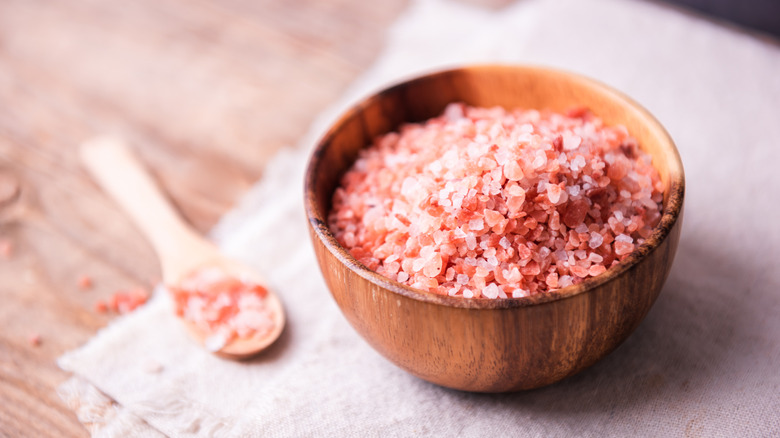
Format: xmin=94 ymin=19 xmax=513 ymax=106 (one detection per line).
xmin=385 ymin=262 xmax=400 ymax=275
xmin=589 ymin=265 xmax=607 ymax=276
xmin=570 ymin=265 xmax=589 ymax=278
xmin=549 ymin=211 xmax=561 ymax=231
xmin=614 ymin=234 xmax=635 ymax=256
xmin=507 ymin=194 xmax=525 ymax=213
xmin=77 ymin=274 xmax=93 ymax=290
xmin=547 ymin=183 xmax=562 ymax=204
xmin=546 ymin=272 xmax=559 ymax=289
xmin=418 ymin=276 xmax=439 ymax=290
xmin=532 ymin=150 xmax=547 ymax=169
xmin=483 ymin=283 xmax=500 ymax=299
xmin=484 ymin=209 xmax=504 ymax=227
xmin=521 ymin=261 xmax=541 ymax=276
xmin=505 ymin=267 xmax=522 ymax=283
xmin=445 ymin=267 xmax=456 ymax=281
xmin=28 ymin=333 xmax=41 ymax=347
xmin=588 ymin=232 xmax=604 ymax=249
xmin=516 ymin=244 xmax=532 ymax=260
xmin=401 ymin=258 xmax=414 ymax=274
xmin=563 ymin=134 xmax=582 ymax=151
xmin=422 ymin=253 xmax=443 ymax=278
xmin=563 ymin=200 xmax=589 ymax=229
xmin=504 ymin=160 xmax=524 ymax=181
xmin=558 ymin=275 xmax=574 ymax=288
xmin=472 ymin=274 xmax=487 ymax=292
xmin=588 ymin=252 xmax=604 ymax=264
xmin=512 ymin=288 xmax=529 ymax=298
xmin=0 ymin=239 xmax=13 ymax=259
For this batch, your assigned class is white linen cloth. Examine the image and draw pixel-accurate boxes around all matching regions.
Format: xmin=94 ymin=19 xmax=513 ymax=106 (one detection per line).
xmin=59 ymin=0 xmax=780 ymax=435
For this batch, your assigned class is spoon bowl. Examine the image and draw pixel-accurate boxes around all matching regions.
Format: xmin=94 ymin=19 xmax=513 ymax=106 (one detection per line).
xmin=81 ymin=137 xmax=285 ymax=359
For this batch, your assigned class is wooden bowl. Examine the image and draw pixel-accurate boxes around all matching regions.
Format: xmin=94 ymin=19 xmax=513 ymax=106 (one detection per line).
xmin=304 ymin=65 xmax=685 ymax=392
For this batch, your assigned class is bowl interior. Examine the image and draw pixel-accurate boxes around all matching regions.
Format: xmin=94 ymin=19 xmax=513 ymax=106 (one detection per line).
xmin=305 ymin=64 xmax=685 ymax=308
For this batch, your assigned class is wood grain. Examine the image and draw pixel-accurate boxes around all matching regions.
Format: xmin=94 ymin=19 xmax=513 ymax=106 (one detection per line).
xmin=0 ymin=0 xmax=410 ymax=435
xmin=305 ymin=65 xmax=685 ymax=392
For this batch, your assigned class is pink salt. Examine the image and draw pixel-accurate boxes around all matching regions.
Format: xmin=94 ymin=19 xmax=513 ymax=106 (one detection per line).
xmin=77 ymin=274 xmax=93 ymax=290
xmin=329 ymin=103 xmax=664 ymax=298
xmin=0 ymin=239 xmax=13 ymax=259
xmin=169 ymin=267 xmax=275 ymax=351
xmin=28 ymin=333 xmax=41 ymax=347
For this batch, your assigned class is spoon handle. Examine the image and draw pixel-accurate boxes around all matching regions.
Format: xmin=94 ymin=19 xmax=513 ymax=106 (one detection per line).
xmin=80 ymin=137 xmax=208 ymax=280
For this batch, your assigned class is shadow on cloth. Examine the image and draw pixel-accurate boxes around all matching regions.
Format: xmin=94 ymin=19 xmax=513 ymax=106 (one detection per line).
xmin=243 ymin=315 xmax=294 ymax=365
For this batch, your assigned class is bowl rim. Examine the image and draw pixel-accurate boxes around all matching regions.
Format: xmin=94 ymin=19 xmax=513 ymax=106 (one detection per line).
xmin=304 ymin=63 xmax=685 ymax=310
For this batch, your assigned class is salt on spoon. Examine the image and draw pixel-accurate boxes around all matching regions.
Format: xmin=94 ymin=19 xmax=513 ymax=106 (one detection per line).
xmin=80 ymin=137 xmax=285 ymax=359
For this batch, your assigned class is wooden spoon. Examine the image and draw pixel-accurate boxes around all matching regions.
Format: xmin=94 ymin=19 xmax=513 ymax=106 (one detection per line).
xmin=80 ymin=137 xmax=285 ymax=359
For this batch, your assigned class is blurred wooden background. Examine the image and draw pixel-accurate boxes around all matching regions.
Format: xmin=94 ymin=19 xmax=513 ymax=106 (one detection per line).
xmin=0 ymin=0 xmax=771 ymax=435
xmin=0 ymin=0 xmax=416 ymax=435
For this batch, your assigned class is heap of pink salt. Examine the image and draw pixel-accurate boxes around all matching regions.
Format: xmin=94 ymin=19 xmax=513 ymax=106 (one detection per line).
xmin=329 ymin=103 xmax=664 ymax=299
xmin=168 ymin=267 xmax=276 ymax=351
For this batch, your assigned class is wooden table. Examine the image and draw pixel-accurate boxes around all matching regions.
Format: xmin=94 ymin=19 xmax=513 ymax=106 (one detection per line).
xmin=0 ymin=1 xmax=411 ymax=435
xmin=0 ymin=0 xmax=508 ymax=435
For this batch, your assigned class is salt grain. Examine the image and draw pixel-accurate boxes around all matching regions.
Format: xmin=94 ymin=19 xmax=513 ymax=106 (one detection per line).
xmin=28 ymin=333 xmax=41 ymax=347
xmin=589 ymin=232 xmax=604 ymax=249
xmin=0 ymin=239 xmax=13 ymax=259
xmin=512 ymin=288 xmax=529 ymax=298
xmin=481 ymin=283 xmax=499 ymax=299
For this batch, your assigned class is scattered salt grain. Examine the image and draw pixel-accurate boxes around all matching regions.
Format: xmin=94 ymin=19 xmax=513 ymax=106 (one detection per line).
xmin=77 ymin=274 xmax=93 ymax=290
xmin=28 ymin=333 xmax=41 ymax=347
xmin=95 ymin=288 xmax=149 ymax=315
xmin=0 ymin=239 xmax=13 ymax=259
